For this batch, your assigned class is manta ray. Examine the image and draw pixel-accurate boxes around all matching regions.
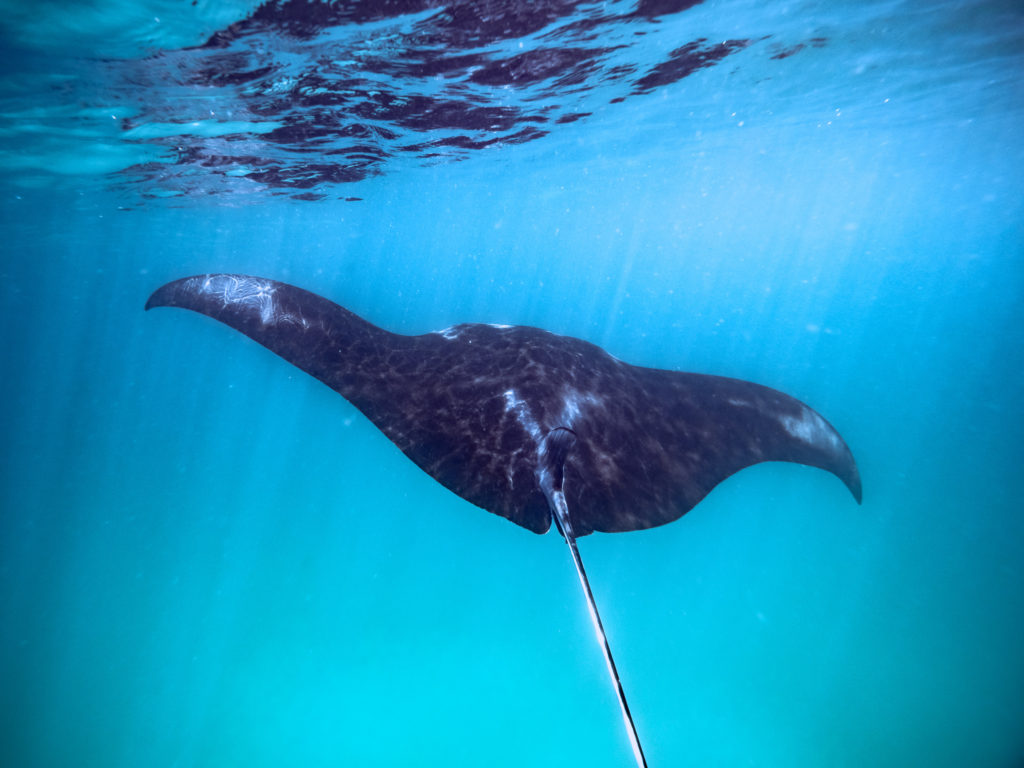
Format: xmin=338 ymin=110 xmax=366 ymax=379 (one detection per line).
xmin=146 ymin=274 xmax=861 ymax=767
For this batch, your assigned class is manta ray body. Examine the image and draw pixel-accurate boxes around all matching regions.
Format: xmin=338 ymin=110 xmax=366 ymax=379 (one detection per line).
xmin=147 ymin=274 xmax=861 ymax=766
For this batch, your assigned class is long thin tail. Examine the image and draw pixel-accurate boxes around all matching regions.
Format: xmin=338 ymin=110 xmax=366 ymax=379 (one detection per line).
xmin=550 ymin=490 xmax=648 ymax=768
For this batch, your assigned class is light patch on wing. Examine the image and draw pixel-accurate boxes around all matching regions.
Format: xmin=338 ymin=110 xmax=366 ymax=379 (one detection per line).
xmin=560 ymin=387 xmax=603 ymax=428
xmin=436 ymin=325 xmax=461 ymax=340
xmin=504 ymin=389 xmax=542 ymax=488
xmin=780 ymin=407 xmax=841 ymax=452
xmin=196 ymin=274 xmax=280 ymax=325
xmin=488 ymin=323 xmax=511 ymax=329
xmin=727 ymin=397 xmax=752 ymax=407
xmin=504 ymin=389 xmax=541 ymax=442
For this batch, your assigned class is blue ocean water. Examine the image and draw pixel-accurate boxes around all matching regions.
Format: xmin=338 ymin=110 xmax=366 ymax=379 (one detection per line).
xmin=1 ymin=1 xmax=1022 ymax=766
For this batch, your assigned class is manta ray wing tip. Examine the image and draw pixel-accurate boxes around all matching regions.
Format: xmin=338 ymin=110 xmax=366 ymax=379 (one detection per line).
xmin=848 ymin=470 xmax=863 ymax=505
xmin=145 ymin=277 xmax=195 ymax=311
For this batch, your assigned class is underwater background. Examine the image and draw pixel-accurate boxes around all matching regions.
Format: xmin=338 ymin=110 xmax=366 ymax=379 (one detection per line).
xmin=1 ymin=1 xmax=1022 ymax=766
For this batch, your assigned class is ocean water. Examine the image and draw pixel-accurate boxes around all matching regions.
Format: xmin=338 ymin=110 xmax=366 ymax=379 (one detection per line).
xmin=1 ymin=1 xmax=1022 ymax=766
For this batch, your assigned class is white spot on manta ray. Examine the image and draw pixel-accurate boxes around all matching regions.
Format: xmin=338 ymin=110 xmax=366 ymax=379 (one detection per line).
xmin=504 ymin=389 xmax=541 ymax=442
xmin=197 ymin=274 xmax=279 ymax=325
xmin=780 ymin=407 xmax=840 ymax=452
xmin=560 ymin=387 xmax=603 ymax=427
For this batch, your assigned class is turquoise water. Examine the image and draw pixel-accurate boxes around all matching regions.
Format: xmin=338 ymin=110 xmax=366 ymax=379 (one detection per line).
xmin=1 ymin=1 xmax=1022 ymax=766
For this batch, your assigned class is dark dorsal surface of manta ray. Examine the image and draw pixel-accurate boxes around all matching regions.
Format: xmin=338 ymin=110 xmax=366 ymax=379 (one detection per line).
xmin=146 ymin=274 xmax=861 ymax=767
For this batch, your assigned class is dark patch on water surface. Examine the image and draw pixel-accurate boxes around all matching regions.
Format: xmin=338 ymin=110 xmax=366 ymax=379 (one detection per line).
xmin=631 ymin=39 xmax=750 ymax=94
xmin=111 ymin=0 xmax=828 ymax=201
xmin=769 ymin=37 xmax=828 ymax=61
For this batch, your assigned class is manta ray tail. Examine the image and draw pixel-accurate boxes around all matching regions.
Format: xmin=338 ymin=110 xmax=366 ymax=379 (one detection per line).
xmin=541 ymin=429 xmax=648 ymax=768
